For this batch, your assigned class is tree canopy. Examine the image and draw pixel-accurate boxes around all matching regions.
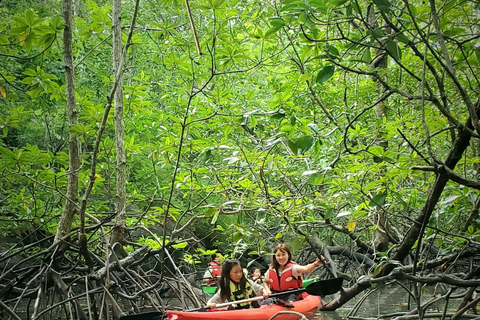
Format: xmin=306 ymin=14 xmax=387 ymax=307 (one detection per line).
xmin=0 ymin=0 xmax=479 ymax=319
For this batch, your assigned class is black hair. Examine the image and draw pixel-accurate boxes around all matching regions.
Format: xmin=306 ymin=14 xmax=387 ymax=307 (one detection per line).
xmin=218 ymin=259 xmax=247 ymax=301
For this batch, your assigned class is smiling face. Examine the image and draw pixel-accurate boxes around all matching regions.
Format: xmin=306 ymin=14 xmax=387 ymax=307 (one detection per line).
xmin=274 ymin=249 xmax=290 ymax=267
xmin=252 ymin=268 xmax=261 ymax=278
xmin=229 ymin=265 xmax=244 ymax=283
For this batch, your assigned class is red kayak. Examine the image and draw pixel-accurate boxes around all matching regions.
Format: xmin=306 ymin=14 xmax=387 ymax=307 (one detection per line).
xmin=167 ymin=292 xmax=320 ymax=320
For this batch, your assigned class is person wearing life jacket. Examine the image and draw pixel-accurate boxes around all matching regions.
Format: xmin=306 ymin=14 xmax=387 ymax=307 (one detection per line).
xmin=248 ymin=267 xmax=265 ymax=285
xmin=264 ymin=243 xmax=322 ymax=299
xmin=207 ymin=259 xmax=269 ymax=310
xmin=203 ymin=253 xmax=223 ymax=286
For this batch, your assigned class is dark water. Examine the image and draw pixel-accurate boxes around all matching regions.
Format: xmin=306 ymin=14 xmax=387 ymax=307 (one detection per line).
xmin=198 ymin=283 xmax=413 ymax=320
xmin=312 ymin=283 xmax=462 ymax=320
xmin=11 ymin=283 xmax=464 ymax=319
xmin=312 ymin=284 xmax=409 ymax=320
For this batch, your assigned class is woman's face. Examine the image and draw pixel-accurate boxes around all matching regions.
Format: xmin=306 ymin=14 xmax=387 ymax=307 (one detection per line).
xmin=275 ymin=249 xmax=289 ymax=267
xmin=229 ymin=265 xmax=244 ymax=283
xmin=253 ymin=269 xmax=261 ymax=277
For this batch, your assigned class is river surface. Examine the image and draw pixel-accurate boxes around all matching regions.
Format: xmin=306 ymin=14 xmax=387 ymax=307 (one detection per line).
xmin=198 ymin=282 xmax=421 ymax=320
xmin=11 ymin=282 xmax=463 ymax=319
xmin=312 ymin=283 xmax=410 ymax=320
xmin=310 ymin=282 xmax=461 ymax=320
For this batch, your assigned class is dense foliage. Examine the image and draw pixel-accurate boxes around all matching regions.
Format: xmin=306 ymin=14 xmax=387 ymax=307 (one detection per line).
xmin=0 ymin=0 xmax=479 ymax=318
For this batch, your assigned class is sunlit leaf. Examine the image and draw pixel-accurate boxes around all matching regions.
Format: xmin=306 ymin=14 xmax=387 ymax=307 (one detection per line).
xmin=0 ymin=85 xmax=6 ymax=99
xmin=347 ymin=219 xmax=356 ymax=231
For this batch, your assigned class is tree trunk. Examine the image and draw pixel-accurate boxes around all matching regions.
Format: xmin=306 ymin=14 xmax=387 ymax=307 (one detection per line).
xmin=367 ymin=3 xmax=389 ymax=253
xmin=383 ymin=106 xmax=480 ymax=275
xmin=54 ymin=0 xmax=79 ymax=244
xmin=110 ymin=0 xmax=128 ymax=253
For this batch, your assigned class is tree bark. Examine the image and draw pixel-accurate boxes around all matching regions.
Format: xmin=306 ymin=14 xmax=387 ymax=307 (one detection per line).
xmin=382 ymin=103 xmax=480 ymax=276
xmin=367 ymin=3 xmax=390 ymax=253
xmin=54 ymin=0 xmax=79 ymax=244
xmin=110 ymin=0 xmax=128 ymax=252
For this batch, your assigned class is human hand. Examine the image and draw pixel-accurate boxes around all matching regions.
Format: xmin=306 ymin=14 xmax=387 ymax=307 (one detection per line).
xmin=263 ymin=288 xmax=271 ymax=298
xmin=207 ymin=302 xmax=216 ymax=308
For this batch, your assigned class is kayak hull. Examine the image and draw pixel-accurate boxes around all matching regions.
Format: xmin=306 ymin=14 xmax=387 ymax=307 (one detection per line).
xmin=166 ymin=292 xmax=320 ymax=320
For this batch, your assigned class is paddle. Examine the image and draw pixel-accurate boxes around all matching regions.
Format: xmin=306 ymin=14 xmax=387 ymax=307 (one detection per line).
xmin=187 ymin=277 xmax=343 ymax=312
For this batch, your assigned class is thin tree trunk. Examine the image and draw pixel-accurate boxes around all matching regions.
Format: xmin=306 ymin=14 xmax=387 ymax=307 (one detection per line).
xmin=367 ymin=3 xmax=389 ymax=253
xmin=110 ymin=0 xmax=128 ymax=252
xmin=54 ymin=0 xmax=79 ymax=244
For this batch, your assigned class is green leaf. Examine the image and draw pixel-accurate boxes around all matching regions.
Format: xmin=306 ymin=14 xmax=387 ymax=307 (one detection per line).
xmin=265 ymin=26 xmax=282 ymax=37
xmin=233 ymin=231 xmax=243 ymax=242
xmin=386 ymin=41 xmax=401 ymax=61
xmin=291 ymin=238 xmax=302 ymax=251
xmin=411 ymin=239 xmax=418 ymax=249
xmin=372 ymin=0 xmax=391 ymax=12
xmin=296 ymin=135 xmax=314 ymax=153
xmin=396 ymin=33 xmax=409 ymax=44
xmin=332 ymin=0 xmax=349 ymax=5
xmin=361 ymin=48 xmax=372 ymax=63
xmin=468 ymin=225 xmax=474 ymax=233
xmin=269 ymin=17 xmax=286 ymax=28
xmin=270 ymin=111 xmax=286 ymax=120
xmin=326 ymin=45 xmax=339 ymax=57
xmin=287 ymin=139 xmax=298 ymax=155
xmin=172 ymin=242 xmax=188 ymax=249
xmin=315 ymin=65 xmax=335 ymax=83
xmin=25 ymin=10 xmax=35 ymax=25
xmin=370 ymin=193 xmax=387 ymax=207
xmin=211 ymin=209 xmax=220 ymax=225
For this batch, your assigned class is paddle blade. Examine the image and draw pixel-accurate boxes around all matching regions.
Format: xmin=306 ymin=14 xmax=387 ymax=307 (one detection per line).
xmin=119 ymin=311 xmax=165 ymax=320
xmin=305 ymin=277 xmax=343 ymax=296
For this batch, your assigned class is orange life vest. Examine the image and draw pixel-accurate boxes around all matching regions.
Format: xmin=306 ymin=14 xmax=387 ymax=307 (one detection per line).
xmin=206 ymin=261 xmax=222 ymax=285
xmin=266 ymin=262 xmax=303 ymax=292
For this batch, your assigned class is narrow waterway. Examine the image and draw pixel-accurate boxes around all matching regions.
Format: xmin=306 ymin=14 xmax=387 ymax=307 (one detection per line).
xmin=312 ymin=282 xmax=464 ymax=320
xmin=9 ymin=282 xmax=466 ymax=319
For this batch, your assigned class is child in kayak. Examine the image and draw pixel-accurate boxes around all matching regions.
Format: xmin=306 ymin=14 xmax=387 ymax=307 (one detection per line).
xmin=202 ymin=252 xmax=224 ymax=286
xmin=263 ymin=243 xmax=321 ymax=300
xmin=248 ymin=267 xmax=264 ymax=284
xmin=207 ymin=259 xmax=271 ymax=309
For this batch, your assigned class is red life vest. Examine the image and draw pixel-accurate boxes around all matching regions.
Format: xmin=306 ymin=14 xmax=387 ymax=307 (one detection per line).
xmin=267 ymin=262 xmax=303 ymax=292
xmin=206 ymin=261 xmax=222 ymax=285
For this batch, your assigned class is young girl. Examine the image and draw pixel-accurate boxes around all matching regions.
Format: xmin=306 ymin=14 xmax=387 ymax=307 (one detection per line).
xmin=263 ymin=243 xmax=321 ymax=295
xmin=207 ymin=259 xmax=270 ymax=309
xmin=248 ymin=267 xmax=264 ymax=284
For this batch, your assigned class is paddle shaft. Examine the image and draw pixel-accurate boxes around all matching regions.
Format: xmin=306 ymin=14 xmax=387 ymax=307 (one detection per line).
xmin=189 ymin=278 xmax=343 ymax=312
xmin=213 ymin=288 xmax=305 ymax=309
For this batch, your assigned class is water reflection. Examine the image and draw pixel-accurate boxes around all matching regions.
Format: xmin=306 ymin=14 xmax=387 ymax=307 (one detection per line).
xmin=198 ymin=283 xmax=458 ymax=320
xmin=312 ymin=283 xmax=416 ymax=320
xmin=310 ymin=282 xmax=465 ymax=320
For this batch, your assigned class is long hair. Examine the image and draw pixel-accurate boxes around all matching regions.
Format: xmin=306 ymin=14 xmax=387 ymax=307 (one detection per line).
xmin=271 ymin=243 xmax=293 ymax=273
xmin=218 ymin=259 xmax=247 ymax=301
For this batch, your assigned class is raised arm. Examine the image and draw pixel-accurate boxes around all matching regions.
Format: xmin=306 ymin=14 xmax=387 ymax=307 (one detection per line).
xmin=295 ymin=258 xmax=322 ymax=274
